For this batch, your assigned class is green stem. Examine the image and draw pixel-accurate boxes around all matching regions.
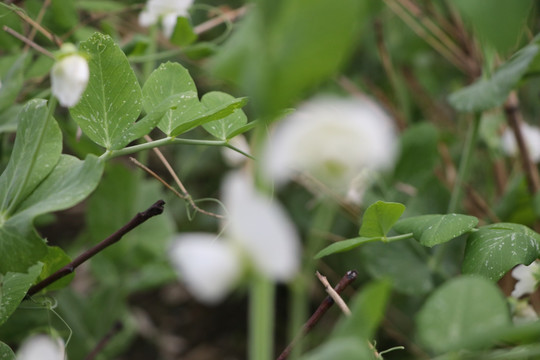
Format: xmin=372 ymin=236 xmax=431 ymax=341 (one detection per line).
xmin=288 ymin=201 xmax=337 ymax=359
xmin=385 ymin=232 xmax=414 ymax=242
xmin=142 ymin=24 xmax=158 ymax=80
xmin=99 ymin=137 xmax=228 ymax=160
xmin=249 ymin=273 xmax=275 ymax=360
xmin=447 ymin=114 xmax=480 ymax=213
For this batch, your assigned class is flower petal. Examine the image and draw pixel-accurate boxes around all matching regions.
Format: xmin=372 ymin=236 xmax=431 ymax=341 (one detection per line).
xmin=223 ymin=171 xmax=300 ymax=281
xmin=169 ymin=233 xmax=241 ymax=304
xmin=51 ymin=54 xmax=89 ymax=108
xmin=17 ymin=334 xmax=65 ymax=360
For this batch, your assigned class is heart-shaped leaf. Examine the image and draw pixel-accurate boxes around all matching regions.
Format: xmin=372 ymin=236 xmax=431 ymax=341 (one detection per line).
xmin=462 ymin=223 xmax=540 ymax=281
xmin=202 ymin=91 xmax=248 ymax=140
xmin=359 ymin=201 xmax=405 ymax=238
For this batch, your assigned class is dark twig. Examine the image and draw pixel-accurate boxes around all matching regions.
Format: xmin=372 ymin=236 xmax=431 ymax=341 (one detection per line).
xmin=84 ymin=321 xmax=124 ymax=360
xmin=27 ymin=200 xmax=165 ymax=296
xmin=2 ymin=26 xmax=55 ymax=58
xmin=277 ymin=270 xmax=358 ymax=360
xmin=504 ymin=91 xmax=540 ymax=194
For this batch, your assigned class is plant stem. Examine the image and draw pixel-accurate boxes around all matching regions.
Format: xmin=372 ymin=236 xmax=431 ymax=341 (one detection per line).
xmin=27 ymin=200 xmax=165 ymax=296
xmin=447 ymin=113 xmax=480 ymax=213
xmin=249 ymin=273 xmax=275 ymax=360
xmin=84 ymin=321 xmax=123 ymax=360
xmin=277 ymin=270 xmax=358 ymax=360
xmin=142 ymin=24 xmax=158 ymax=79
xmin=99 ymin=137 xmax=228 ymax=160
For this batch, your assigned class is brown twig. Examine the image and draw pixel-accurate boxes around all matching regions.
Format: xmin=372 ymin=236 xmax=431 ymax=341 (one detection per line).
xmin=276 ymin=270 xmax=358 ymax=360
xmin=316 ymin=271 xmax=351 ymax=316
xmin=140 ymin=136 xmax=225 ymax=219
xmin=193 ymin=5 xmax=248 ymax=35
xmin=504 ymin=91 xmax=540 ymax=194
xmin=24 ymin=0 xmax=51 ymax=51
xmin=84 ymin=321 xmax=124 ymax=360
xmin=2 ymin=26 xmax=55 ymax=58
xmin=10 ymin=4 xmax=61 ymax=47
xmin=27 ymin=200 xmax=165 ymax=296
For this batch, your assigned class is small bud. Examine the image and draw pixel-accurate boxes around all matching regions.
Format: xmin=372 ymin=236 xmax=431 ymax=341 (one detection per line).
xmin=51 ymin=45 xmax=89 ymax=108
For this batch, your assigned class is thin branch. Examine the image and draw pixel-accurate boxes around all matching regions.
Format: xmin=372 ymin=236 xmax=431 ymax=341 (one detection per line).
xmin=193 ymin=5 xmax=248 ymax=35
xmin=504 ymin=91 xmax=540 ymax=194
xmin=84 ymin=321 xmax=124 ymax=360
xmin=24 ymin=0 xmax=50 ymax=51
xmin=130 ymin=156 xmax=224 ymax=219
xmin=316 ymin=271 xmax=351 ymax=316
xmin=27 ymin=200 xmax=165 ymax=296
xmin=276 ymin=270 xmax=358 ymax=360
xmin=2 ymin=26 xmax=55 ymax=58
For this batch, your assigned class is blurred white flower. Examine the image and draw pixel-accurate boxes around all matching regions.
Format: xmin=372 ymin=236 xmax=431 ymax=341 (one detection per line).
xmin=139 ymin=0 xmax=194 ymax=38
xmin=501 ymin=122 xmax=540 ymax=163
xmin=512 ymin=300 xmax=538 ymax=325
xmin=263 ymin=97 xmax=398 ymax=202
xmin=51 ymin=46 xmax=89 ymax=108
xmin=17 ymin=334 xmax=65 ymax=360
xmin=511 ymin=261 xmax=540 ymax=298
xmin=221 ymin=135 xmax=251 ymax=166
xmin=169 ymin=171 xmax=300 ymax=304
xmin=170 ymin=233 xmax=241 ymax=304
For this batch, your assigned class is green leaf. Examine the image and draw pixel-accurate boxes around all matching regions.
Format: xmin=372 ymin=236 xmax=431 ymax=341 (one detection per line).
xmin=416 ymin=276 xmax=511 ymax=353
xmin=449 ymin=37 xmax=540 ymax=112
xmin=359 ymin=201 xmax=405 ymax=238
xmin=393 ymin=214 xmax=478 ymax=247
xmin=34 ymin=246 xmax=73 ymax=292
xmin=0 ymin=54 xmax=26 ymax=113
xmin=211 ymin=0 xmax=368 ymax=115
xmin=452 ymin=0 xmax=533 ymax=54
xmin=0 ymin=99 xmax=62 ymax=217
xmin=0 ymin=263 xmax=43 ymax=326
xmin=227 ymin=119 xmax=260 ymax=139
xmin=202 ymin=91 xmax=248 ymax=140
xmin=169 ymin=96 xmax=248 ymax=137
xmin=0 ymin=104 xmax=21 ymax=134
xmin=333 ymin=279 xmax=392 ymax=340
xmin=462 ymin=223 xmax=540 ymax=281
xmin=170 ymin=17 xmax=198 ymax=46
xmin=361 ymin=240 xmax=434 ymax=295
xmin=13 ymin=155 xmax=104 ymax=220
xmin=314 ymin=237 xmax=379 ymax=259
xmin=142 ymin=62 xmax=201 ymax=136
xmin=0 ymin=341 xmax=15 ymax=360
xmin=109 ymin=93 xmax=188 ymax=150
xmin=70 ymin=33 xmax=143 ymax=149
xmin=0 ymin=222 xmax=47 ymax=274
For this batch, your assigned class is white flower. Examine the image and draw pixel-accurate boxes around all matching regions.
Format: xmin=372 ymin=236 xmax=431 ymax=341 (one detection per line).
xmin=51 ymin=50 xmax=89 ymax=108
xmin=501 ymin=122 xmax=540 ymax=163
xmin=169 ymin=233 xmax=241 ymax=304
xmin=139 ymin=0 xmax=194 ymax=38
xmin=512 ymin=300 xmax=538 ymax=325
xmin=263 ymin=97 xmax=398 ymax=200
xmin=169 ymin=171 xmax=300 ymax=304
xmin=511 ymin=261 xmax=540 ymax=298
xmin=17 ymin=334 xmax=65 ymax=360
xmin=221 ymin=135 xmax=251 ymax=166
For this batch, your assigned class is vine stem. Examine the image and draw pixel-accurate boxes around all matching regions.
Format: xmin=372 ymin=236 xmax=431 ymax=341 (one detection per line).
xmin=249 ymin=274 xmax=275 ymax=360
xmin=26 ymin=200 xmax=165 ymax=296
xmin=447 ymin=114 xmax=480 ymax=213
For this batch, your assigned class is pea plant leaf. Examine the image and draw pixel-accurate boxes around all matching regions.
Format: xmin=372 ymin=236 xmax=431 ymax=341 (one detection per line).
xmin=0 ymin=341 xmax=15 ymax=360
xmin=393 ymin=214 xmax=478 ymax=247
xmin=0 ymin=99 xmax=62 ymax=219
xmin=462 ymin=223 xmax=540 ymax=281
xmin=0 ymin=263 xmax=43 ymax=327
xmin=169 ymin=96 xmax=248 ymax=137
xmin=449 ymin=35 xmax=540 ymax=112
xmin=417 ymin=276 xmax=511 ymax=353
xmin=0 ymin=53 xmax=26 ymax=113
xmin=142 ymin=61 xmax=202 ymax=136
xmin=314 ymin=237 xmax=380 ymax=259
xmin=70 ymin=32 xmax=143 ymax=149
xmin=359 ymin=201 xmax=406 ymax=238
xmin=202 ymin=91 xmax=248 ymax=140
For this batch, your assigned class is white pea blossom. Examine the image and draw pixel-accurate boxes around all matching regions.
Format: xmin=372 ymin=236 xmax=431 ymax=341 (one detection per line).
xmin=139 ymin=0 xmax=194 ymax=38
xmin=50 ymin=46 xmax=89 ymax=108
xmin=501 ymin=122 xmax=540 ymax=163
xmin=17 ymin=334 xmax=65 ymax=360
xmin=263 ymin=97 xmax=398 ymax=202
xmin=169 ymin=171 xmax=300 ymax=304
xmin=511 ymin=261 xmax=540 ymax=298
